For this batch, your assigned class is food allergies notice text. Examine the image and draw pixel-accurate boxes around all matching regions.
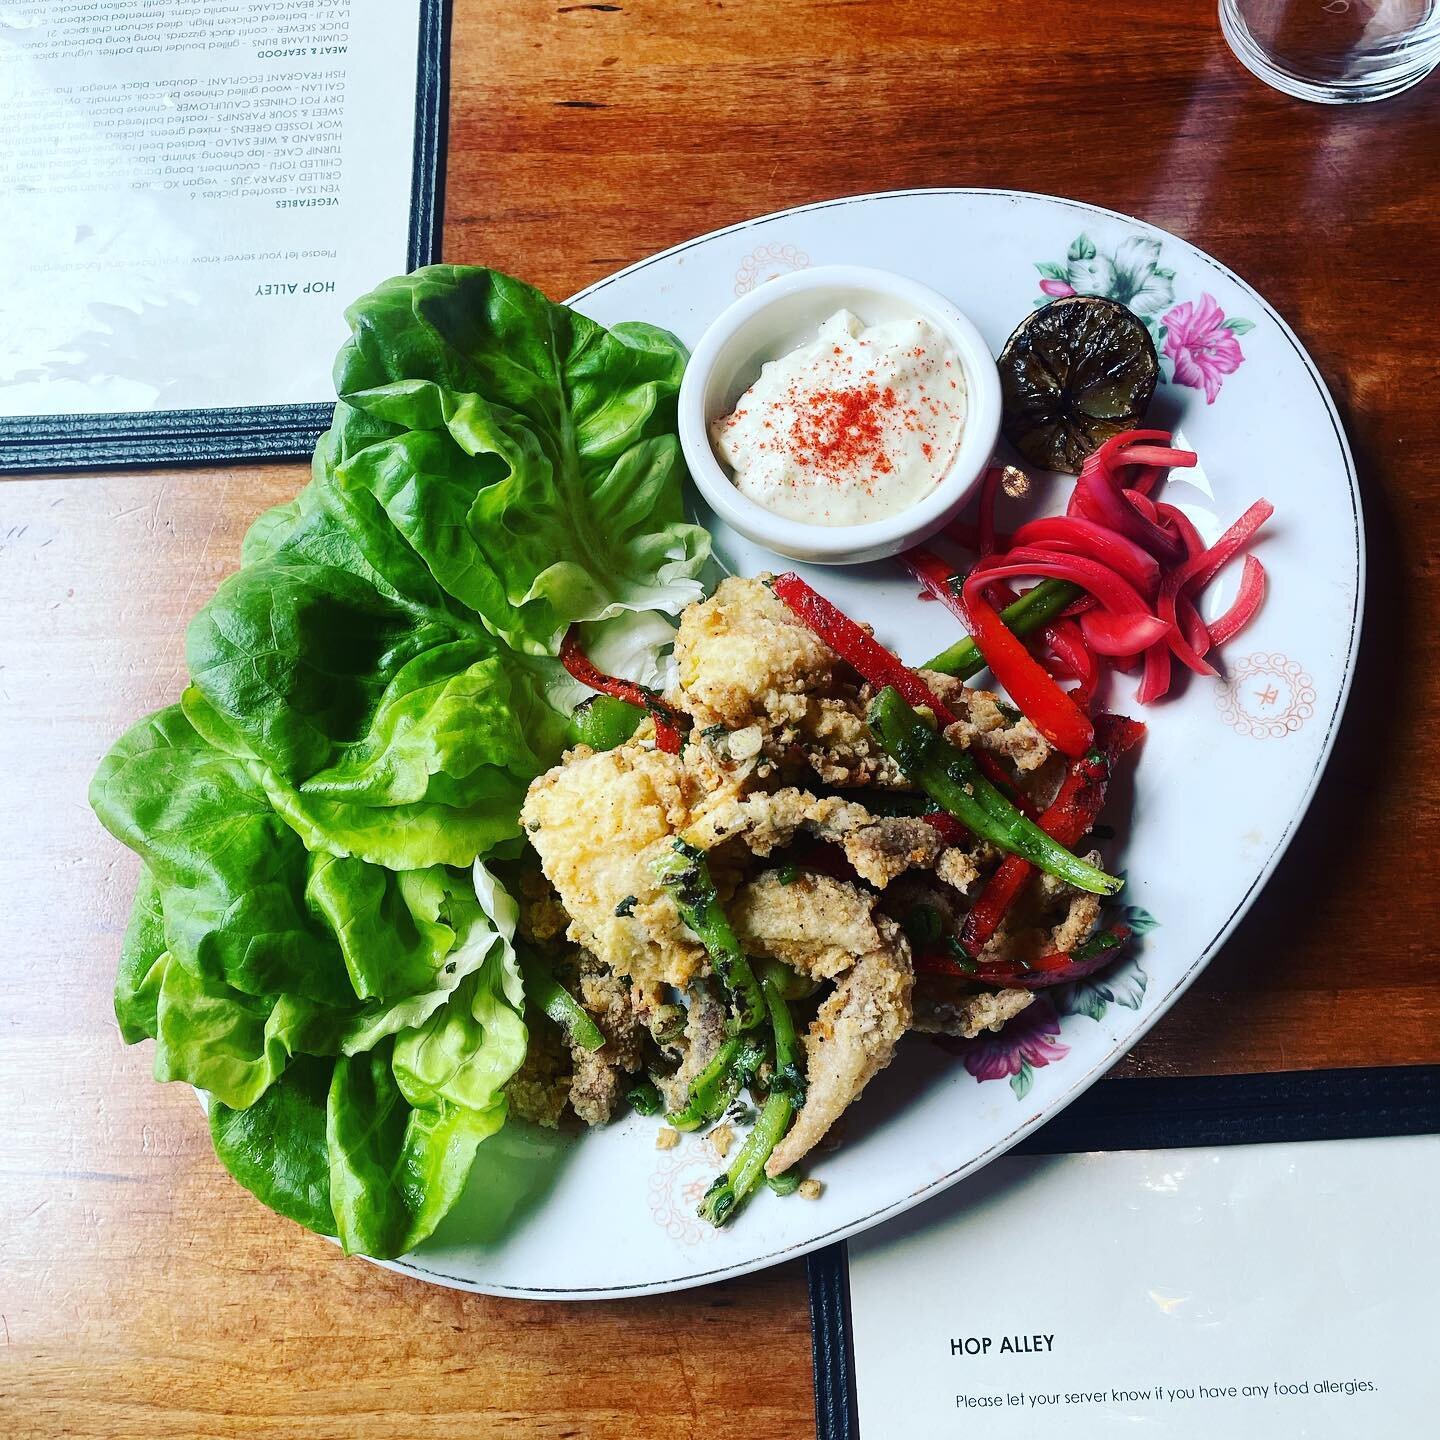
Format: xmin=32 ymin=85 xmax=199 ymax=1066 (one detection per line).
xmin=0 ymin=0 xmax=421 ymax=416
xmin=845 ymin=1136 xmax=1439 ymax=1438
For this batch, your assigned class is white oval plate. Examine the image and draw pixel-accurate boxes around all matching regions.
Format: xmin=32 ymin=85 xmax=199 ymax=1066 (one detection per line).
xmin=382 ymin=190 xmax=1362 ymax=1299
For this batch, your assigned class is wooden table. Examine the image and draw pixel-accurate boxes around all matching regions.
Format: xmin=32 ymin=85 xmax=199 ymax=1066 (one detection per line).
xmin=3 ymin=3 xmax=1437 ymax=1436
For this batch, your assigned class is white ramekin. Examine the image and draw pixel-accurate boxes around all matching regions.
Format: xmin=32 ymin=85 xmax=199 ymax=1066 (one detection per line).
xmin=678 ymin=264 xmax=1001 ymax=565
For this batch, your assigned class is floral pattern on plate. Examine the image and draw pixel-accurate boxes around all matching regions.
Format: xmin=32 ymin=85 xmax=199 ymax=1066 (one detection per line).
xmin=956 ymin=900 xmax=1159 ymax=1099
xmin=1216 ymin=654 xmax=1317 ymax=738
xmin=648 ymin=1144 xmax=725 ymax=1246
xmin=1035 ymin=232 xmax=1255 ymax=404
xmin=734 ymin=241 xmax=811 ymax=295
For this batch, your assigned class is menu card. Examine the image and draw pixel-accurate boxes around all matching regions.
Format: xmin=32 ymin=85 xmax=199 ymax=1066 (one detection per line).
xmin=0 ymin=0 xmax=446 ymax=468
xmin=811 ymin=1069 xmax=1440 ymax=1440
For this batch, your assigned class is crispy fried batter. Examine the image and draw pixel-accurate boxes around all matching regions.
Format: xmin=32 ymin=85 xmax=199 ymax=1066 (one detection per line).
xmin=656 ymin=981 xmax=728 ymax=1113
xmin=567 ymin=953 xmax=646 ymax=1127
xmin=766 ymin=915 xmax=913 ymax=1176
xmin=929 ymin=678 xmax=1055 ymax=775
xmin=519 ymin=742 xmax=709 ymax=988
xmin=506 ymin=1019 xmax=572 ymax=1129
xmin=732 ymin=871 xmax=892 ymax=982
xmin=520 ymin=574 xmax=1123 ymax=1156
xmin=912 ymin=984 xmax=1035 ymax=1037
xmin=671 ymin=575 xmax=838 ymax=731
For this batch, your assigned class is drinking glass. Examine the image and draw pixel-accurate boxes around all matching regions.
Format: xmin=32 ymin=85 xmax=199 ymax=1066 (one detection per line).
xmin=1220 ymin=0 xmax=1440 ymax=101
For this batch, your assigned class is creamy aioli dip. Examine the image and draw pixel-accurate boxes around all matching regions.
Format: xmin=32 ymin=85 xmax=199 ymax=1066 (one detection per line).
xmin=711 ymin=309 xmax=967 ymax=526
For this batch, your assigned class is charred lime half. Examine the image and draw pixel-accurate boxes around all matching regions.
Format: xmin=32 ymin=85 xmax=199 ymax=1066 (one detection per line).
xmin=998 ymin=296 xmax=1159 ymax=474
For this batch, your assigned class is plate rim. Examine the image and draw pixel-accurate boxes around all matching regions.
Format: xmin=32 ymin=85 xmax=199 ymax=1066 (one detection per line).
xmin=378 ymin=187 xmax=1365 ymax=1299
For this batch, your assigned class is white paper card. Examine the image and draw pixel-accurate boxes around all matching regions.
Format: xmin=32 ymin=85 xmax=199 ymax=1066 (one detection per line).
xmin=0 ymin=0 xmax=421 ymax=416
xmin=848 ymin=1136 xmax=1439 ymax=1438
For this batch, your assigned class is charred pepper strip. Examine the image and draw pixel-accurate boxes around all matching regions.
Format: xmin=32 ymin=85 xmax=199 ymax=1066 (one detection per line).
xmin=560 ymin=624 xmax=686 ymax=754
xmin=518 ymin=951 xmax=606 ymax=1053
xmin=699 ymin=970 xmax=804 ymax=1227
xmin=867 ymin=687 xmax=1122 ymax=897
xmin=652 ymin=839 xmax=766 ymax=1032
xmin=959 ymin=714 xmax=1145 ymax=955
xmin=917 ymin=924 xmax=1132 ymax=988
xmin=924 ymin=579 xmax=1081 ymax=677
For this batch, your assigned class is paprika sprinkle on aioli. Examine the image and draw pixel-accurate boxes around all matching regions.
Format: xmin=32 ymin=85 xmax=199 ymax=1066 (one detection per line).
xmin=711 ymin=309 xmax=968 ymax=527
xmin=787 ymin=381 xmax=897 ymax=488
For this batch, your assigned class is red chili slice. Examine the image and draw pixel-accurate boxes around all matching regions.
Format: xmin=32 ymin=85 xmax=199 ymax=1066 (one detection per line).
xmin=560 ymin=626 xmax=686 ymax=754
xmin=915 ymin=925 xmax=1134 ymax=988
xmin=959 ymin=579 xmax=1094 ymax=758
xmin=959 ymin=714 xmax=1144 ymax=954
xmin=771 ymin=571 xmax=961 ymax=727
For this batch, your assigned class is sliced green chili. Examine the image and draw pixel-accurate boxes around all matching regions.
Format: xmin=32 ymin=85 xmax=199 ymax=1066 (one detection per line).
xmin=866 ymin=687 xmax=1122 ymax=897
xmin=519 ymin=951 xmax=606 ymax=1052
xmin=570 ymin=693 xmax=646 ymax=751
xmin=924 ymin=580 xmax=1081 ymax=676
xmin=699 ymin=972 xmax=804 ymax=1227
xmin=652 ymin=839 xmax=765 ymax=1031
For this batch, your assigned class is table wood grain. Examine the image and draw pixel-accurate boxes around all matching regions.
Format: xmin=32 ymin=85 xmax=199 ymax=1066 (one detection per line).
xmin=3 ymin=3 xmax=1437 ymax=1435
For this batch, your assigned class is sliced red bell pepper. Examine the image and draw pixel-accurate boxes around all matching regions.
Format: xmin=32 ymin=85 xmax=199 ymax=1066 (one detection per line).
xmin=900 ymin=547 xmax=967 ymax=626
xmin=924 ymin=811 xmax=970 ymax=846
xmin=771 ymin=571 xmax=961 ymax=727
xmin=560 ymin=625 xmax=685 ymax=754
xmin=915 ymin=924 xmax=1133 ymax=988
xmin=959 ymin=580 xmax=1094 ymax=758
xmin=959 ymin=714 xmax=1144 ymax=954
xmin=773 ymin=573 xmax=1032 ymax=830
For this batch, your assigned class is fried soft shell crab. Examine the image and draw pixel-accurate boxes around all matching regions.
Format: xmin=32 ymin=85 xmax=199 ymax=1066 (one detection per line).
xmin=510 ymin=577 xmax=1114 ymax=1200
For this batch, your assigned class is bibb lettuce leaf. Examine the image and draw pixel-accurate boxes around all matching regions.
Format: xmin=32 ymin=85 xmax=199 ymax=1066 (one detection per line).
xmin=326 ymin=266 xmax=709 ymax=654
xmin=91 ymin=265 xmax=701 ymax=1259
